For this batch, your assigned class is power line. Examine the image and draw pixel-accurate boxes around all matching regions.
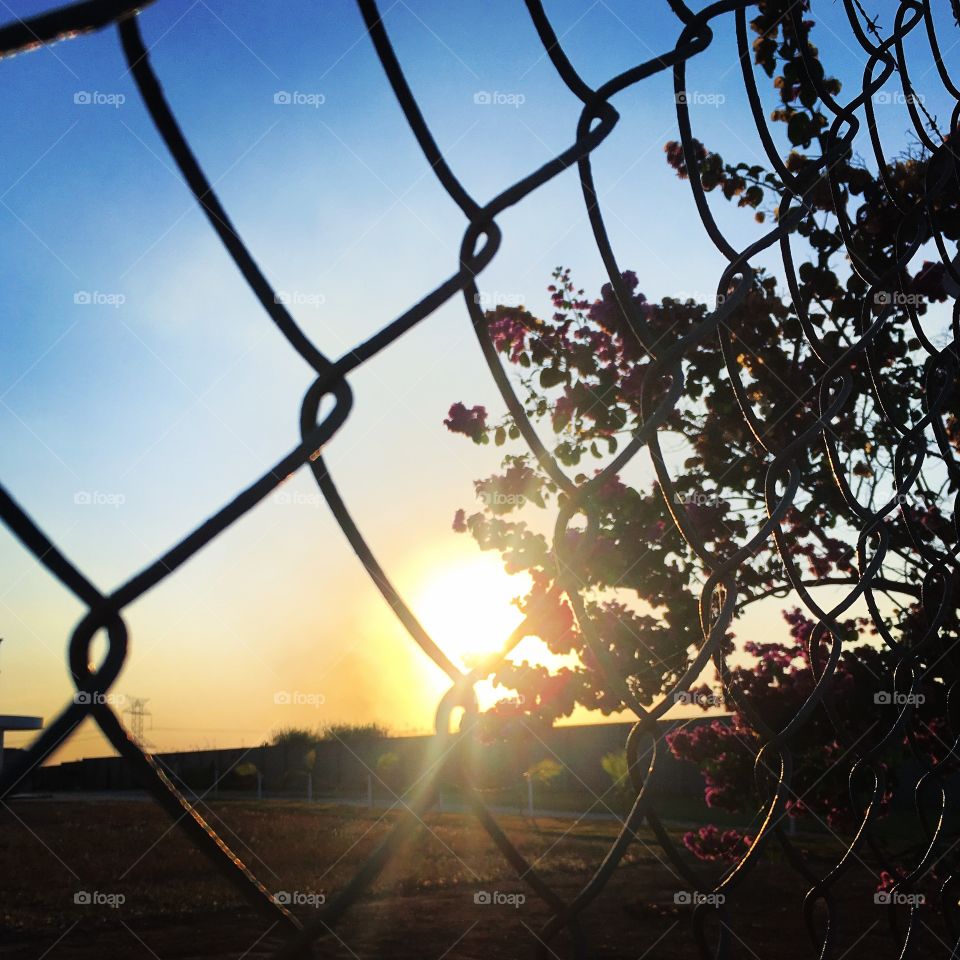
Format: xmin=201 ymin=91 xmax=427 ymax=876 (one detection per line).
xmin=123 ymin=697 xmax=153 ymax=750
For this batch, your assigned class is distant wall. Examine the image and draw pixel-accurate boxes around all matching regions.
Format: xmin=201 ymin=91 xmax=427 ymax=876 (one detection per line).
xmin=11 ymin=718 xmax=722 ymax=804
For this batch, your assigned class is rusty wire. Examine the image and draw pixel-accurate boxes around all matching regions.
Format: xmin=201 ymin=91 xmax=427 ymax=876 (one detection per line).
xmin=1 ymin=0 xmax=959 ymax=957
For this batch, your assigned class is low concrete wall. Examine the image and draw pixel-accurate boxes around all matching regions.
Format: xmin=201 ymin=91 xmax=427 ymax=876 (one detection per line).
xmin=13 ymin=718 xmax=720 ymax=804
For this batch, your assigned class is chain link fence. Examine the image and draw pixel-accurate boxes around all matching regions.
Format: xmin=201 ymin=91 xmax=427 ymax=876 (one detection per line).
xmin=1 ymin=0 xmax=959 ymax=957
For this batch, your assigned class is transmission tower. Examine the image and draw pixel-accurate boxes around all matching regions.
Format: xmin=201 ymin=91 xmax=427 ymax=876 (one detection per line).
xmin=123 ymin=697 xmax=153 ymax=749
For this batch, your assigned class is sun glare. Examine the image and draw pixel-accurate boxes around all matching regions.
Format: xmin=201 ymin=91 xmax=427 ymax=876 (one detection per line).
xmin=415 ymin=555 xmax=528 ymax=669
xmin=413 ymin=554 xmax=579 ymax=718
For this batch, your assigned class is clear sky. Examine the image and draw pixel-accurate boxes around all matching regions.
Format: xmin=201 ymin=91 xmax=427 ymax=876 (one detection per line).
xmin=0 ymin=0 xmax=953 ymax=761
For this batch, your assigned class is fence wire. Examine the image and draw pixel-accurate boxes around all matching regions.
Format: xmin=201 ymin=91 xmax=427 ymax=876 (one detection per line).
xmin=1 ymin=0 xmax=959 ymax=957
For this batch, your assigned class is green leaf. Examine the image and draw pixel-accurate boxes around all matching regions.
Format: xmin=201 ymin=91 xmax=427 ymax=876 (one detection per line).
xmin=787 ymin=112 xmax=811 ymax=146
xmin=540 ymin=366 xmax=566 ymax=388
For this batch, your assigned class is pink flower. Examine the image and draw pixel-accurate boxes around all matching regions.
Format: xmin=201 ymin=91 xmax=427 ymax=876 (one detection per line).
xmin=444 ymin=402 xmax=488 ymax=442
xmin=876 ymin=870 xmax=899 ymax=893
xmin=587 ymin=271 xmax=648 ymax=351
xmin=489 ymin=314 xmax=528 ymax=362
xmin=681 ymin=825 xmax=749 ymax=862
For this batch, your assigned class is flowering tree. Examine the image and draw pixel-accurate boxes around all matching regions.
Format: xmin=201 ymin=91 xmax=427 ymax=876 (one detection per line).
xmin=445 ymin=0 xmax=958 ymax=870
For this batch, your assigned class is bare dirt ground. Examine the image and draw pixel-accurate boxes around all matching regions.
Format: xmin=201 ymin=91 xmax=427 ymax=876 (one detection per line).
xmin=0 ymin=799 xmax=944 ymax=959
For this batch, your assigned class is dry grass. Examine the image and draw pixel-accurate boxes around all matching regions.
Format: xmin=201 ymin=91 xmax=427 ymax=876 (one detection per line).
xmin=0 ymin=798 xmax=945 ymax=959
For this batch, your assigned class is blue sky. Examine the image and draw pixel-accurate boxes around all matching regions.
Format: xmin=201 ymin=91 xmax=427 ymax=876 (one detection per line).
xmin=0 ymin=0 xmax=953 ymax=758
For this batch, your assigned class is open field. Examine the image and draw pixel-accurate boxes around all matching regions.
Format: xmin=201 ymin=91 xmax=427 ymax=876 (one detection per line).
xmin=0 ymin=798 xmax=948 ymax=959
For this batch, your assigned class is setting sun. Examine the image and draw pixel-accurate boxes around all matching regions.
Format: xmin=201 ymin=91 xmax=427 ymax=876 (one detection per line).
xmin=415 ymin=555 xmax=529 ymax=669
xmin=413 ymin=554 xmax=577 ymax=715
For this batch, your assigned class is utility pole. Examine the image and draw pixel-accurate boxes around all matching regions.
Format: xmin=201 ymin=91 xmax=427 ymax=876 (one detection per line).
xmin=124 ymin=697 xmax=153 ymax=749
